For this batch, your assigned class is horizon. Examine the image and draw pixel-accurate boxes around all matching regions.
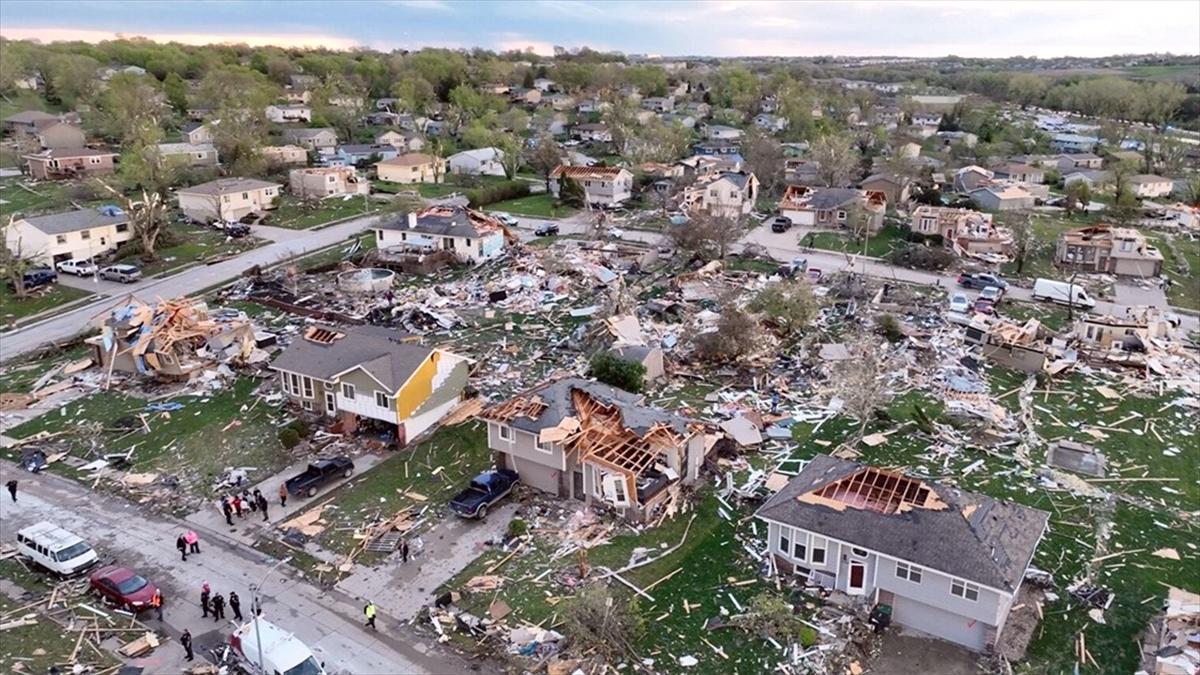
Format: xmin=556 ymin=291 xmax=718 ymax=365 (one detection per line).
xmin=1 ymin=0 xmax=1198 ymax=59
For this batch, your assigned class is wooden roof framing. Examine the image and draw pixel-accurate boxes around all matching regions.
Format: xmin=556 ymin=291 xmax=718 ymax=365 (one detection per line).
xmin=485 ymin=395 xmax=548 ymax=422
xmin=810 ymin=467 xmax=945 ymax=515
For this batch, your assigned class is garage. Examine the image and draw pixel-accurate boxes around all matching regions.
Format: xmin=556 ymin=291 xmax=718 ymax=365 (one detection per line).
xmin=504 ymin=453 xmax=560 ymax=496
xmin=891 ymin=595 xmax=987 ymax=652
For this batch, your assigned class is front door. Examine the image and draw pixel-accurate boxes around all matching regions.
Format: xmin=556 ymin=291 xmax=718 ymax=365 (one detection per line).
xmin=848 ymin=561 xmax=866 ymax=595
xmin=324 ymin=391 xmax=336 ymax=416
xmin=573 ymin=471 xmax=584 ymax=500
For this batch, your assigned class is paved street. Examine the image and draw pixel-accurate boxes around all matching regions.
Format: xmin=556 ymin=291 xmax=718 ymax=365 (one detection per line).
xmin=0 ymin=461 xmax=474 ymax=675
xmin=0 ymin=214 xmax=381 ymax=363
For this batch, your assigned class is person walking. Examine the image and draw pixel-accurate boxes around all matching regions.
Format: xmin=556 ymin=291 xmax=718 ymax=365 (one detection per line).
xmin=401 ymin=539 xmax=410 ymax=564
xmin=279 ymin=483 xmax=288 ymax=508
xmin=229 ymin=591 xmax=243 ymax=622
xmin=151 ymin=587 xmax=164 ymax=621
xmin=180 ymin=629 xmax=194 ymax=662
xmin=175 ymin=534 xmax=188 ymax=562
xmin=200 ymin=583 xmax=211 ymax=618
xmin=5 ymin=480 xmax=16 ymax=502
xmin=364 ymin=601 xmax=377 ymax=630
xmin=244 ymin=489 xmax=257 ymax=513
xmin=221 ymin=498 xmax=234 ymax=526
xmin=258 ymin=492 xmax=269 ymax=522
xmin=185 ymin=530 xmax=200 ymax=554
xmin=211 ymin=592 xmax=225 ymax=622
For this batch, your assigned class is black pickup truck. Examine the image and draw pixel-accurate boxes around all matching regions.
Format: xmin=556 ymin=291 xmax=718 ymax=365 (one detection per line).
xmin=449 ymin=469 xmax=519 ymax=519
xmin=285 ymin=457 xmax=354 ymax=497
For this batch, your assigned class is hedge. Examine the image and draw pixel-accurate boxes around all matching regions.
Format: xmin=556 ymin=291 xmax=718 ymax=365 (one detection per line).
xmin=465 ymin=180 xmax=530 ymax=207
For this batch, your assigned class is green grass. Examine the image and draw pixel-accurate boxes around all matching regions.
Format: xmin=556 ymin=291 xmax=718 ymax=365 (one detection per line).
xmin=4 ymin=377 xmax=296 ymax=501
xmin=0 ymin=282 xmax=92 ymax=326
xmin=116 ymin=222 xmax=266 ymax=277
xmin=298 ymin=233 xmax=376 ymax=272
xmin=267 ymin=194 xmax=376 ymax=229
xmin=487 ymin=193 xmax=576 ymax=218
xmin=0 ymin=344 xmax=91 ymax=394
xmin=315 ymin=422 xmax=494 ymax=558
xmin=1000 ymin=300 xmax=1072 ymax=332
xmin=1001 ymin=213 xmax=1096 ymax=281
xmin=1151 ymin=234 xmax=1200 ymax=311
xmin=797 ymin=224 xmax=909 ymax=259
xmin=0 ymin=558 xmax=56 ymax=595
xmin=0 ymin=596 xmax=121 ymax=673
xmin=0 ymin=179 xmax=78 ymax=220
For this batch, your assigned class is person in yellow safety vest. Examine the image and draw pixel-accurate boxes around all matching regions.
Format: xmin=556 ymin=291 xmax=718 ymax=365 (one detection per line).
xmin=364 ymin=601 xmax=377 ymax=630
xmin=151 ymin=588 xmax=164 ymax=621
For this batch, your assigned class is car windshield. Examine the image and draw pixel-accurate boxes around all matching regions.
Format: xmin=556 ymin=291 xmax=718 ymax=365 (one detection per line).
xmin=116 ymin=575 xmax=149 ymax=594
xmin=284 ymin=656 xmax=324 ymax=675
xmin=54 ymin=542 xmax=91 ymax=562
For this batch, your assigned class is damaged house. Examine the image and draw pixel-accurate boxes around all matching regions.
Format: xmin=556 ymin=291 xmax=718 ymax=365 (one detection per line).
xmin=757 ymin=454 xmax=1049 ymax=652
xmin=910 ymin=205 xmax=1013 ymax=258
xmin=482 ymin=378 xmax=707 ymax=522
xmin=373 ymin=206 xmax=510 ymax=266
xmin=271 ymin=325 xmax=469 ymax=444
xmin=1055 ymin=225 xmax=1164 ymax=278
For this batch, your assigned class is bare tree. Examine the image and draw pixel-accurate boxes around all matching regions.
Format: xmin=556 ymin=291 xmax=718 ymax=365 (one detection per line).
xmin=665 ymin=210 xmax=749 ymax=261
xmin=99 ymin=182 xmax=168 ymax=261
xmin=1 ymin=215 xmax=44 ymax=299
xmin=831 ymin=334 xmax=902 ymax=440
xmin=742 ymin=129 xmax=785 ymax=196
xmin=694 ymin=299 xmax=764 ymax=365
xmin=809 ymin=133 xmax=860 ymax=188
xmin=562 ymin=586 xmax=644 ymax=661
xmin=527 ymin=134 xmax=563 ymax=192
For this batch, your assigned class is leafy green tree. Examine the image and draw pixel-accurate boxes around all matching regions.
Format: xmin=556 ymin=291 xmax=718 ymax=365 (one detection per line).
xmin=809 ymin=133 xmax=860 ymax=187
xmin=45 ymin=53 xmax=101 ymax=107
xmin=521 ymin=69 xmax=534 ymax=89
xmin=749 ymin=279 xmax=819 ymax=338
xmin=712 ymin=65 xmax=759 ymax=114
xmin=98 ymin=73 xmax=168 ymax=142
xmin=1007 ymin=74 xmax=1047 ymax=109
xmin=528 ymin=135 xmax=563 ymax=191
xmin=1063 ymin=180 xmax=1092 ymax=215
xmin=163 ymin=72 xmax=189 ymax=114
xmin=588 ymin=352 xmax=645 ymax=393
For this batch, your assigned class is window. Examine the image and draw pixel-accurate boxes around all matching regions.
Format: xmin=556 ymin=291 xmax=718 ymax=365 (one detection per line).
xmin=56 ymin=235 xmax=67 ymax=245
xmin=301 ymin=376 xmax=313 ymax=399
xmin=116 ymin=223 xmax=128 ymax=233
xmin=80 ymin=230 xmax=91 ymax=240
xmin=301 ymin=400 xmax=313 ymax=411
xmin=498 ymin=424 xmax=513 ymax=441
xmin=810 ymin=536 xmax=827 ymax=565
xmin=896 ymin=562 xmax=923 ymax=583
xmin=836 ymin=210 xmax=848 ymax=220
xmin=779 ymin=528 xmax=791 ymax=556
xmin=793 ymin=532 xmax=807 ymax=561
xmin=223 ymin=195 xmax=231 ymax=203
xmin=851 ymin=547 xmax=868 ymax=558
xmin=534 ymin=436 xmax=550 ymax=453
xmin=242 ymin=192 xmax=249 ymax=199
xmin=375 ymin=391 xmax=391 ymax=409
xmin=341 ymin=383 xmax=356 ymax=399
xmin=951 ymin=579 xmax=979 ymax=601
xmin=443 ymin=237 xmax=456 ymax=250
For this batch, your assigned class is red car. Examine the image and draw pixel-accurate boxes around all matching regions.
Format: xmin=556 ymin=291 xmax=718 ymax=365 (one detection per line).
xmin=89 ymin=566 xmax=158 ymax=611
xmin=973 ymin=298 xmax=996 ymax=315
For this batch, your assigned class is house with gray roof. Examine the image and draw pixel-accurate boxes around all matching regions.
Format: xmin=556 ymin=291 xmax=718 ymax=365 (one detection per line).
xmin=271 ymin=325 xmax=469 ymax=444
xmin=374 ymin=205 xmax=509 ymax=265
xmin=757 ymin=454 xmax=1048 ymax=652
xmin=480 ymin=377 xmax=707 ymax=522
xmin=778 ymin=185 xmax=886 ymax=231
xmin=681 ymin=170 xmax=760 ymax=218
xmin=176 ymin=178 xmax=281 ymax=223
xmin=282 ymin=127 xmax=338 ymax=150
xmin=5 ymin=206 xmax=131 ymax=266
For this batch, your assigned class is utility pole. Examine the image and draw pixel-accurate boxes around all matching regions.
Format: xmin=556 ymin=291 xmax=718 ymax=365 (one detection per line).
xmin=250 ymin=556 xmax=291 ymax=674
xmin=1067 ymin=271 xmax=1078 ymax=322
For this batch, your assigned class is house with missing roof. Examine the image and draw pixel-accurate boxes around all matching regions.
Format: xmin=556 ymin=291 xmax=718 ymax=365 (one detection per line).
xmin=680 ymin=170 xmax=759 ymax=218
xmin=548 ymin=165 xmax=634 ymax=207
xmin=757 ymin=454 xmax=1049 ymax=652
xmin=176 ymin=178 xmax=282 ymax=223
xmin=374 ymin=206 xmax=509 ymax=265
xmin=288 ymin=166 xmax=369 ymax=199
xmin=156 ymin=142 xmax=220 ymax=168
xmin=481 ymin=377 xmax=708 ymax=522
xmin=778 ymin=186 xmax=886 ymax=232
xmin=5 ymin=206 xmax=131 ymax=266
xmin=23 ymin=148 xmax=118 ymax=181
xmin=1054 ymin=225 xmax=1164 ymax=277
xmin=271 ymin=325 xmax=469 ymax=445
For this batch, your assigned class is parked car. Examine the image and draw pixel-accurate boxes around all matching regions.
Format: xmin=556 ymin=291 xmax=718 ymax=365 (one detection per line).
xmin=607 ymin=227 xmax=625 ymax=239
xmin=948 ymin=293 xmax=971 ymax=314
xmin=229 ymin=618 xmax=326 ymax=675
xmin=99 ymin=264 xmax=142 ymax=283
xmin=285 ymin=457 xmax=354 ymax=498
xmin=979 ymin=285 xmax=1005 ymax=304
xmin=89 ymin=566 xmax=158 ymax=611
xmin=449 ymin=469 xmax=519 ymax=519
xmin=535 ymin=223 xmax=560 ymax=236
xmin=957 ymin=272 xmax=1008 ymax=291
xmin=16 ymin=521 xmax=98 ymax=577
xmin=56 ymin=259 xmax=98 ymax=276
xmin=769 ymin=216 xmax=792 ymax=233
xmin=492 ymin=212 xmax=518 ymax=226
xmin=11 ymin=268 xmax=58 ymax=290
xmin=973 ymin=298 xmax=996 ymax=315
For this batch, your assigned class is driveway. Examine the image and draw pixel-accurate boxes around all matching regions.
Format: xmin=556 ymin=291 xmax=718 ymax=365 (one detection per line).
xmin=869 ymin=630 xmax=986 ymax=675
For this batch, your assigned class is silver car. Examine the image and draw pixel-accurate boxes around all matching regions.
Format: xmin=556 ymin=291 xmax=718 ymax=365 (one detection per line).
xmin=99 ymin=264 xmax=142 ymax=283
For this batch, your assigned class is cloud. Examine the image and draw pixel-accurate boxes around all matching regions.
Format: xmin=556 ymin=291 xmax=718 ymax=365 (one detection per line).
xmin=0 ymin=26 xmax=363 ymax=50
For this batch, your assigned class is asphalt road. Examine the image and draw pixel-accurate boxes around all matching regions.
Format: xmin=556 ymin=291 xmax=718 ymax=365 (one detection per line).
xmin=0 ymin=461 xmax=474 ymax=674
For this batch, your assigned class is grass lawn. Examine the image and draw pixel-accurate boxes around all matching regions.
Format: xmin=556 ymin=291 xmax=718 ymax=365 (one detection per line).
xmin=1150 ymin=234 xmax=1200 ymax=311
xmin=315 ymin=422 xmax=494 ymax=558
xmin=488 ymin=193 xmax=576 ymax=219
xmin=0 ymin=178 xmax=77 ymax=220
xmin=0 ymin=344 xmax=92 ymax=394
xmin=267 ymin=194 xmax=375 ymax=230
xmin=0 ymin=596 xmax=121 ymax=673
xmin=999 ymin=300 xmax=1072 ymax=332
xmin=798 ymin=224 xmax=908 ymax=259
xmin=0 ymin=282 xmax=92 ymax=326
xmin=1001 ymin=212 xmax=1096 ymax=281
xmin=114 ymin=222 xmax=266 ymax=278
xmin=298 ymin=232 xmax=376 ymax=272
xmin=4 ymin=377 xmax=296 ymax=502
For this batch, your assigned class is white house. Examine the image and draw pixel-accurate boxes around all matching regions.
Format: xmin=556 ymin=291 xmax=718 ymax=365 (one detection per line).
xmin=177 ymin=178 xmax=282 ymax=223
xmin=549 ymin=166 xmax=634 ymax=207
xmin=265 ymin=104 xmax=312 ymax=124
xmin=682 ymin=171 xmax=760 ymax=218
xmin=1129 ymin=174 xmax=1175 ymax=199
xmin=704 ymin=124 xmax=744 ymax=141
xmin=373 ymin=206 xmax=508 ymax=265
xmin=448 ymin=147 xmax=506 ymax=177
xmin=5 ymin=206 xmax=132 ymax=266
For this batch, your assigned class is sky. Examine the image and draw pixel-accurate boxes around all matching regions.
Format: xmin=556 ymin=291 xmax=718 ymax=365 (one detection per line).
xmin=1 ymin=0 xmax=1198 ymax=59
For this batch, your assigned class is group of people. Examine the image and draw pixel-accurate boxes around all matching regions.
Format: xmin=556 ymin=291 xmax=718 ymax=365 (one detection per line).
xmin=220 ymin=488 xmax=270 ymax=526
xmin=174 ymin=530 xmax=201 ymax=561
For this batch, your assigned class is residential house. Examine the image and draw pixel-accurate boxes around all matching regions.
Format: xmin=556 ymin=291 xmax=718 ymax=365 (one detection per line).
xmin=577 ymin=98 xmax=610 ymax=115
xmin=34 ymin=122 xmax=86 ymax=150
xmin=481 ymin=377 xmax=707 ymax=522
xmin=364 ymin=111 xmax=402 ymax=126
xmin=333 ymin=144 xmax=400 ymax=167
xmin=1074 ymin=307 xmax=1176 ymax=351
xmin=328 ymin=95 xmax=365 ymax=109
xmin=181 ymin=122 xmax=213 ymax=145
xmin=157 ymin=142 xmax=219 ymax=168
xmin=176 ymin=178 xmax=281 ymax=223
xmin=374 ymin=206 xmax=508 ymax=265
xmin=681 ymin=101 xmax=711 ymax=118
xmin=272 ymin=325 xmax=469 ymax=444
xmin=265 ymin=104 xmax=312 ymax=124
xmin=969 ymin=183 xmax=1036 ymax=211
xmin=759 ymin=96 xmax=778 ymax=113
xmin=376 ymin=129 xmax=425 ymax=153
xmin=678 ymin=154 xmax=740 ymax=180
xmin=541 ymin=93 xmax=576 ymax=111
xmin=906 ymin=94 xmax=964 ymax=112
xmin=1062 ymin=170 xmax=1110 ymax=190
xmin=1055 ymin=225 xmax=1164 ymax=277
xmin=912 ymin=112 xmax=942 ymax=127
xmin=704 ymin=124 xmax=744 ymax=141
xmin=23 ymin=148 xmax=117 ymax=181
xmin=288 ymin=166 xmax=369 ymax=199
xmin=531 ymin=113 xmax=569 ymax=137
xmin=571 ymin=123 xmax=613 ymax=143
xmin=1051 ymin=133 xmax=1100 ymax=154
xmin=778 ymin=186 xmax=886 ymax=231
xmin=283 ymin=89 xmax=311 ymax=104
xmin=532 ymin=78 xmax=556 ymax=92
xmin=784 ymin=159 xmax=824 ymax=186
xmin=283 ymin=128 xmax=338 ymax=151
xmin=682 ymin=171 xmax=760 ymax=218
xmin=549 ymin=165 xmax=634 ymax=207
xmin=752 ymin=113 xmax=788 ymax=133
xmin=509 ymin=88 xmax=542 ymax=106
xmin=5 ymin=206 xmax=131 ymax=266
xmin=659 ymin=113 xmax=697 ymax=129
xmin=898 ymin=141 xmax=922 ymax=159
xmin=936 ymin=130 xmax=978 ymax=147
xmin=261 ymin=145 xmax=309 ymax=167
xmin=910 ymin=205 xmax=1011 ymax=256
xmin=375 ymin=153 xmax=446 ymax=183
xmin=953 ymin=165 xmax=994 ymax=193
xmin=693 ymin=139 xmax=743 ymax=156
xmin=185 ymin=105 xmax=214 ymax=121
xmin=3 ymin=110 xmax=68 ymax=136
xmin=642 ymin=96 xmax=675 ymax=113
xmin=860 ymin=173 xmax=910 ymax=206
xmin=448 ymin=147 xmax=506 ymax=177
xmin=375 ymin=97 xmax=400 ymax=111
xmin=990 ymin=162 xmax=1045 ymax=185
xmin=757 ymin=454 xmax=1048 ymax=652
xmin=1024 ymin=152 xmax=1107 ymax=171
xmin=1128 ymin=175 xmax=1174 ymax=199
xmin=1104 ymin=149 xmax=1143 ymax=166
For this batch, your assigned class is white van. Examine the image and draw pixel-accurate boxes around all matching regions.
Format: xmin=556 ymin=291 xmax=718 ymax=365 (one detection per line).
xmin=15 ymin=521 xmax=99 ymax=576
xmin=1032 ymin=278 xmax=1096 ymax=309
xmin=229 ymin=618 xmax=326 ymax=675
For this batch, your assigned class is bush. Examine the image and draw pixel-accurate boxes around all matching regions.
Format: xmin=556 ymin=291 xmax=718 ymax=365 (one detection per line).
xmin=563 ymin=586 xmax=644 ymax=660
xmin=875 ymin=314 xmax=905 ymax=342
xmin=732 ymin=592 xmax=818 ymax=647
xmin=588 ymin=351 xmax=645 ymax=393
xmin=887 ymin=242 xmax=955 ymax=271
xmin=288 ymin=419 xmax=310 ymax=438
xmin=508 ymin=518 xmax=528 ymax=538
xmin=278 ymin=427 xmax=301 ymax=449
xmin=465 ymin=180 xmax=530 ymax=207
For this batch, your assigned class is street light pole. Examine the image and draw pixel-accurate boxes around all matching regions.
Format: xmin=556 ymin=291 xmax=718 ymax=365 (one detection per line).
xmin=249 ymin=556 xmax=291 ymax=674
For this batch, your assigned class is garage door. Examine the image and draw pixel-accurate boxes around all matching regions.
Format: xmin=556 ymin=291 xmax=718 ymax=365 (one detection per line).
xmin=510 ymin=455 xmax=560 ymax=495
xmin=891 ymin=595 xmax=986 ymax=651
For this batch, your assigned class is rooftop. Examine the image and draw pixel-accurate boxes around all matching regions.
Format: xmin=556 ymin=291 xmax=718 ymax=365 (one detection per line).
xmin=19 ymin=207 xmax=127 ymax=235
xmin=271 ymin=324 xmax=432 ymax=393
xmin=176 ymin=178 xmax=280 ymax=196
